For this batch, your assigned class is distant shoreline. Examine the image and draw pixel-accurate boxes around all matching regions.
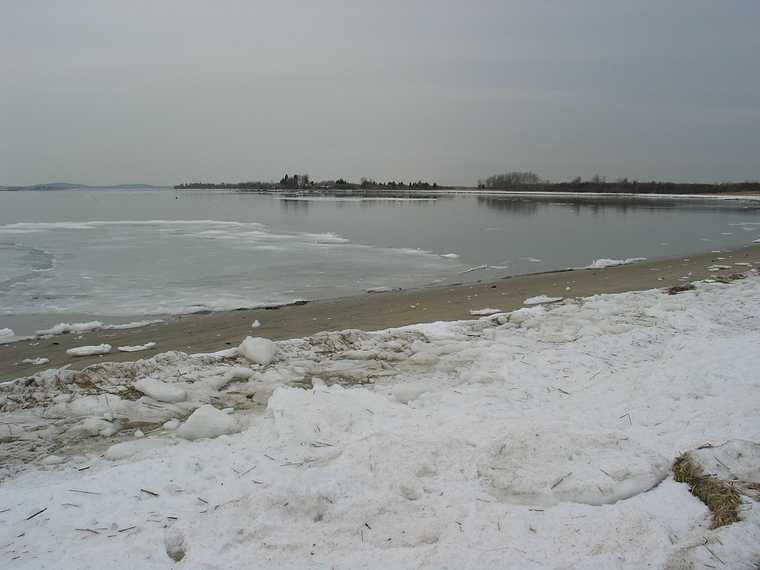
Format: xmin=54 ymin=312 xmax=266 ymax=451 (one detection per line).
xmin=175 ymin=181 xmax=760 ymax=196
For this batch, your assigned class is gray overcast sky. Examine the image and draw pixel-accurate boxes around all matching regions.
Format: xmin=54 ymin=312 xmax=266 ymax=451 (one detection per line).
xmin=1 ymin=0 xmax=759 ymax=186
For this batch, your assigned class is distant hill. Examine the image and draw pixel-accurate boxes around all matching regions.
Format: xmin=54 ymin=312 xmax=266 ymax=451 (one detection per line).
xmin=1 ymin=182 xmax=166 ymax=191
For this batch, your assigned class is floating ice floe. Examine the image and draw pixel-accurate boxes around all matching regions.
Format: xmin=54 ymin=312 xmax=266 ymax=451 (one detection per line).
xmin=585 ymin=257 xmax=647 ymax=269
xmin=440 ymin=253 xmax=460 ymax=259
xmin=251 ymin=320 xmax=261 ymax=329
xmin=65 ymin=344 xmax=112 ymax=356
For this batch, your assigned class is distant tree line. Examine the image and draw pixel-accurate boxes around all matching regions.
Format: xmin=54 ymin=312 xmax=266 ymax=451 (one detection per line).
xmin=476 ymin=171 xmax=760 ymax=194
xmin=478 ymin=172 xmax=543 ymax=188
xmin=175 ymin=174 xmax=439 ymax=191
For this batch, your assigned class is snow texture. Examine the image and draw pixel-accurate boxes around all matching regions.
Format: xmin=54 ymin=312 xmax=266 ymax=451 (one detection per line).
xmin=1 ymin=271 xmax=760 ymax=568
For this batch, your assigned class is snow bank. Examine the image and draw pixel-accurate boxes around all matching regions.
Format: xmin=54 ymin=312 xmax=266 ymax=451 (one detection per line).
xmin=2 ymin=270 xmax=760 ymax=568
xmin=65 ymin=344 xmax=112 ymax=356
xmin=238 ymin=336 xmax=276 ymax=365
xmin=585 ymin=257 xmax=647 ymax=269
xmin=177 ymin=405 xmax=239 ymax=440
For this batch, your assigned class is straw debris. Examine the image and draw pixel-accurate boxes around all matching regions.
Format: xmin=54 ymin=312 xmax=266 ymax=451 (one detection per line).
xmin=672 ymin=453 xmax=741 ymax=528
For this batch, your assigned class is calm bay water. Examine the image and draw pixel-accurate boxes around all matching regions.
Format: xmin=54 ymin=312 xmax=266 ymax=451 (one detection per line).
xmin=1 ymin=188 xmax=759 ymax=336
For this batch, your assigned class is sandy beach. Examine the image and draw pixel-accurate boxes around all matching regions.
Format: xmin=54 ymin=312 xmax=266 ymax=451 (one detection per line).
xmin=3 ymin=243 xmax=760 ymax=381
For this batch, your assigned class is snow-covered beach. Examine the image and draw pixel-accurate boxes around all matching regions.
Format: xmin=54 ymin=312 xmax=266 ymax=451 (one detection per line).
xmin=2 ymin=263 xmax=760 ymax=568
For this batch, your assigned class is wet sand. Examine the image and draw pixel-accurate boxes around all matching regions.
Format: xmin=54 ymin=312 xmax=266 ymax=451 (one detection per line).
xmin=2 ymin=244 xmax=760 ymax=381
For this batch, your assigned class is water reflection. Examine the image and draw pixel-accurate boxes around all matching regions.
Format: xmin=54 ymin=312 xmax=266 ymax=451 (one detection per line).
xmin=477 ymin=195 xmax=760 ymax=216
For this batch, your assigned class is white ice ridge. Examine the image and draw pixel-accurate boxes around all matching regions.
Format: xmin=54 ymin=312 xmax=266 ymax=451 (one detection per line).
xmin=2 ymin=271 xmax=760 ymax=568
xmin=585 ymin=257 xmax=647 ymax=269
xmin=36 ymin=320 xmax=164 ymax=337
xmin=523 ymin=295 xmax=564 ymax=306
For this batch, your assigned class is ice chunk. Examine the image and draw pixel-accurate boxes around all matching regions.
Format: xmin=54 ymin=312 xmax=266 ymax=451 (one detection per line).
xmin=21 ymin=357 xmax=50 ymax=365
xmin=177 ymin=405 xmax=239 ymax=440
xmin=117 ymin=342 xmax=157 ymax=352
xmin=239 ymin=336 xmax=277 ymax=365
xmin=585 ymin=258 xmax=647 ymax=269
xmin=134 ymin=378 xmax=187 ymax=403
xmin=440 ymin=253 xmax=460 ymax=259
xmin=251 ymin=320 xmax=261 ymax=329
xmin=524 ymin=295 xmax=564 ymax=306
xmin=66 ymin=344 xmax=112 ymax=356
xmin=469 ymin=308 xmax=502 ymax=316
